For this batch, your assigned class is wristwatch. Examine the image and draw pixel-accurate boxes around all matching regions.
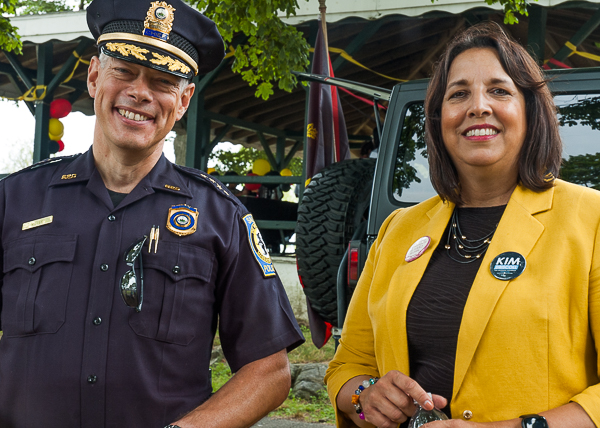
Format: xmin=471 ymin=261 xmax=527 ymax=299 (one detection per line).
xmin=164 ymin=425 xmax=182 ymax=428
xmin=520 ymin=414 xmax=548 ymax=428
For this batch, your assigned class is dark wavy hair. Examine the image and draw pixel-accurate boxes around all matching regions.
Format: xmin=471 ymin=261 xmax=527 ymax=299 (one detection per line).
xmin=424 ymin=21 xmax=562 ymax=205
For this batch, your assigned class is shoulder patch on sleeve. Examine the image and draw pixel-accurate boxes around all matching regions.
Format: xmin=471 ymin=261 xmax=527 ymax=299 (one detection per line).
xmin=242 ymin=214 xmax=276 ymax=278
xmin=173 ymin=164 xmax=236 ymax=201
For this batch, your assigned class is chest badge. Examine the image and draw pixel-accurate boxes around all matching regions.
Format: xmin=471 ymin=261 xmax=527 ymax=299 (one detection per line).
xmin=166 ymin=204 xmax=198 ymax=236
xmin=22 ymin=215 xmax=53 ymax=231
xmin=242 ymin=214 xmax=276 ymax=277
xmin=490 ymin=251 xmax=526 ymax=280
xmin=405 ymin=236 xmax=431 ymax=262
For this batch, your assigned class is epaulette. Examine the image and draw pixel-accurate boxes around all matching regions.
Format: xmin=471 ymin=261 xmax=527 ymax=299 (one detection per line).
xmin=173 ymin=164 xmax=239 ymax=204
xmin=0 ymin=154 xmax=80 ymax=182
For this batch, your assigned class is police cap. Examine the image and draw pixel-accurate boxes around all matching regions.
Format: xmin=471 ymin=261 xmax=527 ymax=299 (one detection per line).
xmin=87 ymin=0 xmax=225 ymax=79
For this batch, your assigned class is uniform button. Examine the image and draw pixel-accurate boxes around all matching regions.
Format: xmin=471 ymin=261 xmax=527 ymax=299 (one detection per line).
xmin=87 ymin=375 xmax=98 ymax=384
xmin=28 ymin=257 xmax=36 ymax=265
xmin=463 ymin=410 xmax=473 ymax=420
xmin=172 ymin=265 xmax=181 ymax=274
xmin=108 ymin=215 xmax=116 ymax=221
xmin=93 ymin=317 xmax=102 ymax=326
xmin=100 ymin=264 xmax=109 ymax=272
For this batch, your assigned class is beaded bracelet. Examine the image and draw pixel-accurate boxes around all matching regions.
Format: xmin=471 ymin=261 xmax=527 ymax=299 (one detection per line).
xmin=351 ymin=377 xmax=379 ymax=420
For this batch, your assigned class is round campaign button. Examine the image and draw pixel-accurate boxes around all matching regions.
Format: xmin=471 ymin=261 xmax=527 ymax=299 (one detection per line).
xmin=490 ymin=252 xmax=526 ymax=280
xmin=405 ymin=236 xmax=431 ymax=262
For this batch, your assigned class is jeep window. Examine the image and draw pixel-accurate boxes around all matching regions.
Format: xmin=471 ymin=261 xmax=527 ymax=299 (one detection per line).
xmin=556 ymin=94 xmax=600 ymax=190
xmin=391 ymin=95 xmax=600 ymax=204
xmin=391 ymin=102 xmax=434 ymax=203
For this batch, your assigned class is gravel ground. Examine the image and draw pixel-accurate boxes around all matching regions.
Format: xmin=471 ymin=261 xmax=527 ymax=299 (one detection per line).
xmin=252 ymin=417 xmax=334 ymax=427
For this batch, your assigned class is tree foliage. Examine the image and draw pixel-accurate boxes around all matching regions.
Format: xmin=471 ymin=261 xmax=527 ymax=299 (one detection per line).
xmin=558 ymin=96 xmax=600 ymax=131
xmin=188 ymin=0 xmax=310 ymax=100
xmin=210 ymin=145 xmax=302 ymax=176
xmin=560 ymin=153 xmax=600 ymax=190
xmin=0 ymin=0 xmax=21 ymax=54
xmin=15 ymin=0 xmax=73 ymax=15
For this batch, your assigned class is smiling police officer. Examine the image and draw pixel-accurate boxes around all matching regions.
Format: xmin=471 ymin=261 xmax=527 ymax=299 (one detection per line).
xmin=0 ymin=1 xmax=304 ymax=427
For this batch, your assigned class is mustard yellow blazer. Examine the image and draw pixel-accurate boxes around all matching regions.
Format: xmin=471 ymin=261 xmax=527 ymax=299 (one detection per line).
xmin=325 ymin=180 xmax=600 ymax=427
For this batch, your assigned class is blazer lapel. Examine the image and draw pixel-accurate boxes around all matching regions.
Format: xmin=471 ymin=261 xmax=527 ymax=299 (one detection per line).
xmin=452 ymin=184 xmax=554 ymax=400
xmin=386 ymin=199 xmax=454 ymax=375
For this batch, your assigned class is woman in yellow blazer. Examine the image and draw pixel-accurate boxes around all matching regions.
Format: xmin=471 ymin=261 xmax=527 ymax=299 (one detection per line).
xmin=325 ymin=23 xmax=600 ymax=428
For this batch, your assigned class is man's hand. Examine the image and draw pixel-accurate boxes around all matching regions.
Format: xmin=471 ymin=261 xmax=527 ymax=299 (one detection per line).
xmin=172 ymin=349 xmax=291 ymax=428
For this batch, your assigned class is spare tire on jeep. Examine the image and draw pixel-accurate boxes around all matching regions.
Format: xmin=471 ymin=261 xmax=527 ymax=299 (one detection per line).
xmin=296 ymin=158 xmax=376 ymax=326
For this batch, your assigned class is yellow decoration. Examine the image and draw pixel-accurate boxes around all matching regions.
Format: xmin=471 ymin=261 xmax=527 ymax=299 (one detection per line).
xmin=1 ymin=49 xmax=89 ymax=101
xmin=150 ymin=52 xmax=191 ymax=74
xmin=307 ymin=123 xmax=318 ymax=140
xmin=564 ymin=41 xmax=600 ymax=63
xmin=49 ymin=130 xmax=64 ymax=141
xmin=49 ymin=118 xmax=64 ymax=136
xmin=207 ymin=168 xmax=216 ymax=174
xmin=310 ymin=47 xmax=407 ymax=83
xmin=280 ymin=168 xmax=293 ymax=176
xmin=105 ymin=42 xmax=149 ymax=60
xmin=252 ymin=159 xmax=271 ymax=176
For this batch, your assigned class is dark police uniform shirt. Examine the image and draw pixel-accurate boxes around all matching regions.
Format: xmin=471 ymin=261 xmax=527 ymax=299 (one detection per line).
xmin=0 ymin=150 xmax=304 ymax=428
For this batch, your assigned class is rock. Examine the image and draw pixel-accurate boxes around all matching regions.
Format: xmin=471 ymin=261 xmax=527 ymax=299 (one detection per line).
xmin=291 ymin=363 xmax=328 ymax=400
xmin=290 ymin=363 xmax=301 ymax=385
xmin=210 ymin=345 xmax=225 ymax=365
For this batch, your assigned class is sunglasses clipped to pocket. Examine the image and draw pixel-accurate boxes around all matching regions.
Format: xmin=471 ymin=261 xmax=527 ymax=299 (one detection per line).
xmin=120 ymin=235 xmax=148 ymax=312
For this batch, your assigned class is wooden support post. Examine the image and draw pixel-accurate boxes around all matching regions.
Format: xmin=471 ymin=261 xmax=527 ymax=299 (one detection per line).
xmin=198 ymin=117 xmax=211 ymax=171
xmin=527 ymin=4 xmax=547 ymax=64
xmin=207 ymin=124 xmax=232 ymax=155
xmin=185 ymin=79 xmax=204 ymax=168
xmin=282 ymin=140 xmax=302 ymax=169
xmin=5 ymin=73 xmax=35 ymax=115
xmin=257 ymin=132 xmax=279 ymax=169
xmin=46 ymin=38 xmax=93 ymax=95
xmin=552 ymin=7 xmax=600 ymax=63
xmin=276 ymin=137 xmax=286 ymax=170
xmin=33 ymin=42 xmax=53 ymax=163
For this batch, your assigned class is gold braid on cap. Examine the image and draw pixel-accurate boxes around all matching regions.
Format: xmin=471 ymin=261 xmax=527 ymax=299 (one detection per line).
xmin=98 ymin=33 xmax=198 ymax=75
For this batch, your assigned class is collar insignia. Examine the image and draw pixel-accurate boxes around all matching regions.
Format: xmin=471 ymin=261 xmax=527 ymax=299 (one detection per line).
xmin=166 ymin=204 xmax=198 ymax=236
xmin=143 ymin=1 xmax=176 ymax=42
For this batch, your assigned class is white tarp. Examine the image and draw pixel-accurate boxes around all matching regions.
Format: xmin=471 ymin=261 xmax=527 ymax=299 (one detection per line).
xmin=8 ymin=0 xmax=600 ymax=43
xmin=283 ymin=0 xmax=600 ymax=23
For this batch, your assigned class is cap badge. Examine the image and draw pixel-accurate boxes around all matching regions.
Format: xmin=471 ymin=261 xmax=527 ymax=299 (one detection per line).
xmin=143 ymin=1 xmax=176 ymax=42
xmin=166 ymin=204 xmax=198 ymax=236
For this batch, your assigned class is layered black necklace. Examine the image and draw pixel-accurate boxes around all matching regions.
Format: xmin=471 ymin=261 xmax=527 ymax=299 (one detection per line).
xmin=445 ymin=208 xmax=499 ymax=264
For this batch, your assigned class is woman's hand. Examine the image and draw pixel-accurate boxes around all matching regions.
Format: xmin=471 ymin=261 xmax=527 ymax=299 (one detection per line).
xmin=358 ymin=371 xmax=448 ymax=428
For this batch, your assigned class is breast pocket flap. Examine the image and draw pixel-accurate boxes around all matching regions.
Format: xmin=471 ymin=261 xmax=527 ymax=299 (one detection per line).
xmin=144 ymin=242 xmax=215 ymax=283
xmin=3 ymin=235 xmax=78 ymax=273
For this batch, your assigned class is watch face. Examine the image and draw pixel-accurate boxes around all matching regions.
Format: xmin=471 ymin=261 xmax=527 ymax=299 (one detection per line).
xmin=522 ymin=415 xmax=548 ymax=428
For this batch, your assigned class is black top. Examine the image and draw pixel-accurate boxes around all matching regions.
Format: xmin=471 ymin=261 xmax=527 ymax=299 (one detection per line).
xmin=107 ymin=189 xmax=127 ymax=207
xmin=406 ymin=205 xmax=506 ymax=415
xmin=0 ymin=150 xmax=304 ymax=428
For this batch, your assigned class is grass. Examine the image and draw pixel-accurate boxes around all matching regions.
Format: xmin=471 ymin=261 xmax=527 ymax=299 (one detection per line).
xmin=212 ymin=324 xmax=337 ymax=424
xmin=288 ymin=324 xmax=336 ymax=364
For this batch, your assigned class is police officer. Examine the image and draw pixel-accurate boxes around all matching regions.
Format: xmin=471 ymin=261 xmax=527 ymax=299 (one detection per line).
xmin=0 ymin=0 xmax=304 ymax=427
